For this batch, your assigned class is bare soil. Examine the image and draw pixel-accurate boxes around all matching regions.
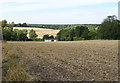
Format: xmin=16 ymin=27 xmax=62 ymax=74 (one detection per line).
xmin=2 ymin=40 xmax=118 ymax=81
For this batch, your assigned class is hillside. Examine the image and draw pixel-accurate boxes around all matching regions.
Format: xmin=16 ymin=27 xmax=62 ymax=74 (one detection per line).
xmin=13 ymin=27 xmax=60 ymax=38
xmin=2 ymin=40 xmax=118 ymax=81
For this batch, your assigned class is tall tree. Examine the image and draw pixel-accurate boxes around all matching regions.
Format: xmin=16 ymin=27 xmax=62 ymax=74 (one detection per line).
xmin=16 ymin=30 xmax=28 ymax=41
xmin=1 ymin=20 xmax=7 ymax=28
xmin=75 ymin=26 xmax=89 ymax=38
xmin=29 ymin=29 xmax=38 ymax=40
xmin=2 ymin=28 xmax=12 ymax=40
xmin=98 ymin=15 xmax=120 ymax=40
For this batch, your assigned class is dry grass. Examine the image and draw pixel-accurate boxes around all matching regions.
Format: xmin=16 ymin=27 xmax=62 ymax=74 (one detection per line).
xmin=2 ymin=40 xmax=118 ymax=81
xmin=13 ymin=27 xmax=60 ymax=38
xmin=2 ymin=42 xmax=32 ymax=81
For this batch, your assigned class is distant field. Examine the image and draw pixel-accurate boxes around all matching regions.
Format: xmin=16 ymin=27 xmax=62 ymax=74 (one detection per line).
xmin=2 ymin=40 xmax=118 ymax=81
xmin=13 ymin=27 xmax=60 ymax=38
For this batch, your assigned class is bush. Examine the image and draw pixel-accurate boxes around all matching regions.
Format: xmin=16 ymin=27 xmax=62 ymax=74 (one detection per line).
xmin=73 ymin=37 xmax=84 ymax=41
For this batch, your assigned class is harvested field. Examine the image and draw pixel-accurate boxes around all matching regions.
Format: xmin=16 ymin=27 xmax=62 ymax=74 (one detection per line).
xmin=2 ymin=40 xmax=118 ymax=81
xmin=13 ymin=27 xmax=60 ymax=38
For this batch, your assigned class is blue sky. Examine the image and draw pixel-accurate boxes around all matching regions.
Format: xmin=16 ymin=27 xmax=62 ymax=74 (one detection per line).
xmin=0 ymin=0 xmax=119 ymax=24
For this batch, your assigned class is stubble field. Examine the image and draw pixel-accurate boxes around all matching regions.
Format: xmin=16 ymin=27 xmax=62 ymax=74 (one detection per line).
xmin=2 ymin=40 xmax=118 ymax=81
xmin=13 ymin=27 xmax=60 ymax=38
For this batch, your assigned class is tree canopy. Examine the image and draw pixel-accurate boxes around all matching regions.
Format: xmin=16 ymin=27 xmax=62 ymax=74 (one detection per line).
xmin=1 ymin=15 xmax=120 ymax=41
xmin=3 ymin=27 xmax=28 ymax=41
xmin=1 ymin=20 xmax=7 ymax=28
xmin=98 ymin=15 xmax=120 ymax=40
xmin=57 ymin=26 xmax=93 ymax=41
xmin=29 ymin=29 xmax=38 ymax=40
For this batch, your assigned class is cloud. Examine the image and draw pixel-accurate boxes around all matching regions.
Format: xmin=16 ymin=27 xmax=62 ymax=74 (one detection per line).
xmin=0 ymin=0 xmax=119 ymax=3
xmin=0 ymin=0 xmax=119 ymax=24
xmin=1 ymin=6 xmax=117 ymax=24
xmin=0 ymin=0 xmax=41 ymax=3
xmin=1 ymin=0 xmax=118 ymax=13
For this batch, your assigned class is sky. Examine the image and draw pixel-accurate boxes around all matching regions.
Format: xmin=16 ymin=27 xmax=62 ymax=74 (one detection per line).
xmin=0 ymin=0 xmax=119 ymax=24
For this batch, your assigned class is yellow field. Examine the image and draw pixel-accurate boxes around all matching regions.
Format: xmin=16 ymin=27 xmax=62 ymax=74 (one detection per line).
xmin=13 ymin=27 xmax=60 ymax=38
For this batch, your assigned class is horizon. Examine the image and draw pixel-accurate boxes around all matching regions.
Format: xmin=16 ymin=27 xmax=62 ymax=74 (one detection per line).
xmin=12 ymin=23 xmax=100 ymax=25
xmin=0 ymin=0 xmax=119 ymax=24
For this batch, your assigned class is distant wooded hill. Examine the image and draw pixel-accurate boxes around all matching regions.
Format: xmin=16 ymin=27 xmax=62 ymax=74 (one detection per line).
xmin=8 ymin=23 xmax=99 ymax=30
xmin=27 ymin=24 xmax=99 ymax=30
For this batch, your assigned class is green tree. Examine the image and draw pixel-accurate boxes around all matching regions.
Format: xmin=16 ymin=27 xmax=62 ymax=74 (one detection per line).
xmin=49 ymin=35 xmax=54 ymax=39
xmin=57 ymin=26 xmax=90 ymax=41
xmin=73 ymin=37 xmax=84 ymax=41
xmin=18 ymin=23 xmax=22 ymax=27
xmin=75 ymin=26 xmax=89 ymax=38
xmin=11 ymin=30 xmax=17 ymax=40
xmin=22 ymin=23 xmax=27 ymax=27
xmin=16 ymin=30 xmax=28 ymax=41
xmin=29 ymin=29 xmax=38 ymax=40
xmin=1 ymin=20 xmax=7 ymax=28
xmin=57 ymin=29 xmax=69 ymax=41
xmin=69 ymin=29 xmax=75 ymax=41
xmin=98 ymin=15 xmax=120 ymax=40
xmin=43 ymin=34 xmax=49 ymax=40
xmin=57 ymin=29 xmax=62 ymax=41
xmin=88 ymin=30 xmax=97 ymax=40
xmin=81 ymin=28 xmax=89 ymax=40
xmin=3 ymin=28 xmax=12 ymax=40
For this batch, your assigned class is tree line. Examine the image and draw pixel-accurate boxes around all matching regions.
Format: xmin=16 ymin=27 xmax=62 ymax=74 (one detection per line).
xmin=57 ymin=26 xmax=97 ymax=41
xmin=1 ymin=20 xmax=55 ymax=41
xmin=57 ymin=15 xmax=120 ymax=40
xmin=1 ymin=15 xmax=120 ymax=41
xmin=1 ymin=20 xmax=29 ymax=28
xmin=2 ymin=27 xmax=38 ymax=41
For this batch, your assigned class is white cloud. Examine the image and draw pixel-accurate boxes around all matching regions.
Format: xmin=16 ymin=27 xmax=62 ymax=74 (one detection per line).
xmin=1 ymin=6 xmax=117 ymax=24
xmin=0 ymin=0 xmax=119 ymax=3
xmin=0 ymin=0 xmax=119 ymax=24
xmin=1 ymin=0 xmax=119 ymax=13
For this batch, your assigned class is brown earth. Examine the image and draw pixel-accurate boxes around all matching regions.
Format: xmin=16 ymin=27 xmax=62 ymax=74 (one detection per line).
xmin=2 ymin=40 xmax=118 ymax=81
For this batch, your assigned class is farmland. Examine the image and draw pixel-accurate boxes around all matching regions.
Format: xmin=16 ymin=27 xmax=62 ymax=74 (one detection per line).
xmin=13 ymin=27 xmax=60 ymax=38
xmin=2 ymin=40 xmax=118 ymax=81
